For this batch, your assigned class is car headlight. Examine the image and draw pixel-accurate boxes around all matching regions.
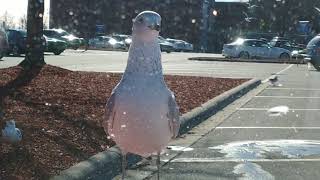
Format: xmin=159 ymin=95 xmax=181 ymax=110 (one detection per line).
xmin=125 ymin=38 xmax=132 ymax=44
xmin=291 ymin=50 xmax=299 ymax=55
xmin=109 ymin=39 xmax=117 ymax=45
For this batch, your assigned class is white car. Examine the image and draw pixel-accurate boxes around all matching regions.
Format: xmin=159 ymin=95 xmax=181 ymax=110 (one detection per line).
xmin=222 ymin=38 xmax=291 ymax=59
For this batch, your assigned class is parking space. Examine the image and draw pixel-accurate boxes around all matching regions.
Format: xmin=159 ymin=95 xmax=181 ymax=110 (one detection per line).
xmin=154 ymin=65 xmax=320 ymax=179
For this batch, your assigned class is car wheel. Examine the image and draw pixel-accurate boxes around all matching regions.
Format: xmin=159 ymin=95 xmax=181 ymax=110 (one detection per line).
xmin=53 ymin=50 xmax=63 ymax=55
xmin=0 ymin=51 xmax=4 ymax=60
xmin=239 ymin=51 xmax=250 ymax=59
xmin=12 ymin=46 xmax=20 ymax=57
xmin=280 ymin=53 xmax=290 ymax=60
xmin=166 ymin=50 xmax=171 ymax=53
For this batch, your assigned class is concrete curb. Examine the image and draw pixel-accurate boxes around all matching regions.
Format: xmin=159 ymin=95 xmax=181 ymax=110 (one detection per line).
xmin=188 ymin=57 xmax=306 ymax=64
xmin=179 ymin=78 xmax=260 ymax=135
xmin=51 ymin=78 xmax=261 ymax=180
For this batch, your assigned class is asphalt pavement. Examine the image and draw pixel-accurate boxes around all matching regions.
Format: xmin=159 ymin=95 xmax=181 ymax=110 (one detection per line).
xmin=0 ymin=50 xmax=289 ymax=80
xmin=143 ymin=64 xmax=320 ymax=180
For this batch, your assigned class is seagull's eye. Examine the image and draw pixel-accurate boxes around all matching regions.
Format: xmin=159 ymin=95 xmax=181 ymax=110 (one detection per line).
xmin=148 ymin=24 xmax=161 ymax=31
xmin=137 ymin=18 xmax=144 ymax=24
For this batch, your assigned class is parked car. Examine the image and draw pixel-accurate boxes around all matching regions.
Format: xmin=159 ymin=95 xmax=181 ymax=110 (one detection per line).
xmin=0 ymin=27 xmax=9 ymax=59
xmin=44 ymin=35 xmax=67 ymax=55
xmin=89 ymin=36 xmax=126 ymax=50
xmin=306 ymin=35 xmax=320 ymax=71
xmin=6 ymin=29 xmax=46 ymax=57
xmin=222 ymin=38 xmax=291 ymax=59
xmin=111 ymin=34 xmax=132 ymax=49
xmin=43 ymin=29 xmax=82 ymax=50
xmin=158 ymin=36 xmax=174 ymax=53
xmin=166 ymin=38 xmax=193 ymax=52
xmin=269 ymin=37 xmax=306 ymax=51
xmin=291 ymin=49 xmax=307 ymax=60
xmin=6 ymin=29 xmax=27 ymax=56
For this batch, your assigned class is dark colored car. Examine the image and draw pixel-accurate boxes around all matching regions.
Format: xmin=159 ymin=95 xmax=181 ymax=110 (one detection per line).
xmin=44 ymin=35 xmax=67 ymax=55
xmin=306 ymin=35 xmax=320 ymax=71
xmin=44 ymin=29 xmax=82 ymax=50
xmin=6 ymin=29 xmax=27 ymax=56
xmin=6 ymin=29 xmax=46 ymax=57
xmin=0 ymin=27 xmax=9 ymax=59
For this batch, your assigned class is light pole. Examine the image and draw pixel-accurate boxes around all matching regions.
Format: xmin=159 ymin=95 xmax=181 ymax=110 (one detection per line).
xmin=200 ymin=0 xmax=215 ymax=53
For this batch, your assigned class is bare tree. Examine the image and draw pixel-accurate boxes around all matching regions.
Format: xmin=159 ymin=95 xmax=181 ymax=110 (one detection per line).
xmin=0 ymin=11 xmax=15 ymax=29
xmin=43 ymin=14 xmax=49 ymax=29
xmin=18 ymin=15 xmax=27 ymax=29
xmin=19 ymin=0 xmax=46 ymax=69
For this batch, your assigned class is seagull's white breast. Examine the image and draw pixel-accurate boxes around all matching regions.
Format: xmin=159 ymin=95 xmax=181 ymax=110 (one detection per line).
xmin=109 ymin=78 xmax=172 ymax=156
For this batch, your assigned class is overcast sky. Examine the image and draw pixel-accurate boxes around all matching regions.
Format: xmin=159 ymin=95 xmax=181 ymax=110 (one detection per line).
xmin=0 ymin=0 xmax=50 ymax=23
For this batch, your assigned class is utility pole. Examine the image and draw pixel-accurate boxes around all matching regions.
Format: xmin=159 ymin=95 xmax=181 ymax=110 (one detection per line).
xmin=200 ymin=0 xmax=215 ymax=53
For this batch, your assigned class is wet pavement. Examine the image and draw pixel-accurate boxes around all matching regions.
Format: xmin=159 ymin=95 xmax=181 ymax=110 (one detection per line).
xmin=145 ymin=64 xmax=320 ymax=180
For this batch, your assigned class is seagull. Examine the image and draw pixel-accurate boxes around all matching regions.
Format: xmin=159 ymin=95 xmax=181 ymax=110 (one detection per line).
xmin=269 ymin=75 xmax=279 ymax=86
xmin=103 ymin=11 xmax=180 ymax=180
xmin=1 ymin=120 xmax=22 ymax=143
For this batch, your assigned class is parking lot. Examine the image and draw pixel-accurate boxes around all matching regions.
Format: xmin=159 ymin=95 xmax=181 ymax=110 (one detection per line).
xmin=148 ymin=65 xmax=320 ymax=180
xmin=3 ymin=49 xmax=320 ymax=180
xmin=0 ymin=50 xmax=290 ymax=80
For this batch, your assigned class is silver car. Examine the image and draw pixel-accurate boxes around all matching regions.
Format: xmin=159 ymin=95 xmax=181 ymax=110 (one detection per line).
xmin=89 ymin=36 xmax=126 ymax=50
xmin=222 ymin=38 xmax=291 ymax=59
xmin=166 ymin=38 xmax=193 ymax=52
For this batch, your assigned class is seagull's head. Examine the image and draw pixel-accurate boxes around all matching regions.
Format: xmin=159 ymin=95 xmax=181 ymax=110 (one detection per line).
xmin=132 ymin=11 xmax=161 ymax=43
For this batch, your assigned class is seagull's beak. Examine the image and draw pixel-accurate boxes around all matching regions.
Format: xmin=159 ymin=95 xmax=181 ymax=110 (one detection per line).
xmin=147 ymin=23 xmax=161 ymax=31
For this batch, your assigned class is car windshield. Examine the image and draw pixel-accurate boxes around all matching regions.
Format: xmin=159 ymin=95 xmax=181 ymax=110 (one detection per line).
xmin=112 ymin=36 xmax=125 ymax=41
xmin=269 ymin=41 xmax=276 ymax=46
xmin=2 ymin=1 xmax=320 ymax=180
xmin=19 ymin=30 xmax=27 ymax=37
xmin=56 ymin=30 xmax=70 ymax=36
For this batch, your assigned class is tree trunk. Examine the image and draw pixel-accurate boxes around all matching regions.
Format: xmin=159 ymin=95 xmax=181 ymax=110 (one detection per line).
xmin=19 ymin=0 xmax=45 ymax=69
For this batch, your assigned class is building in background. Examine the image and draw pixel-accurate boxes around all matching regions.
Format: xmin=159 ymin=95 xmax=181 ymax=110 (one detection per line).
xmin=50 ymin=0 xmax=248 ymax=52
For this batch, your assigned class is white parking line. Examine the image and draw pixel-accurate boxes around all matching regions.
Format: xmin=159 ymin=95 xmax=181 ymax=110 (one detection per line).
xmin=215 ymin=127 xmax=320 ymax=130
xmin=267 ymin=88 xmax=320 ymax=91
xmin=167 ymin=158 xmax=320 ymax=163
xmin=238 ymin=108 xmax=320 ymax=111
xmin=262 ymin=64 xmax=293 ymax=83
xmin=255 ymin=96 xmax=320 ymax=99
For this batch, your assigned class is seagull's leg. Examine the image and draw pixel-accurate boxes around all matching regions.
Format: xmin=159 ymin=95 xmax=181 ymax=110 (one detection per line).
xmin=121 ymin=152 xmax=127 ymax=180
xmin=156 ymin=151 xmax=161 ymax=180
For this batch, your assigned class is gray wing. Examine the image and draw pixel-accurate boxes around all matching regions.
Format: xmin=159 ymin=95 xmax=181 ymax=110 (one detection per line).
xmin=167 ymin=91 xmax=180 ymax=138
xmin=102 ymin=92 xmax=117 ymax=135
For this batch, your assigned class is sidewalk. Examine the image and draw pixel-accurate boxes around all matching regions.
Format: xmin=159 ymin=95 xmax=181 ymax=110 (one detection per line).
xmin=139 ymin=64 xmax=320 ymax=180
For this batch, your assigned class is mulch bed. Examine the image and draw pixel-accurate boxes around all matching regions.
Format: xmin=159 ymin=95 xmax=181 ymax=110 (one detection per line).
xmin=0 ymin=65 xmax=247 ymax=179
